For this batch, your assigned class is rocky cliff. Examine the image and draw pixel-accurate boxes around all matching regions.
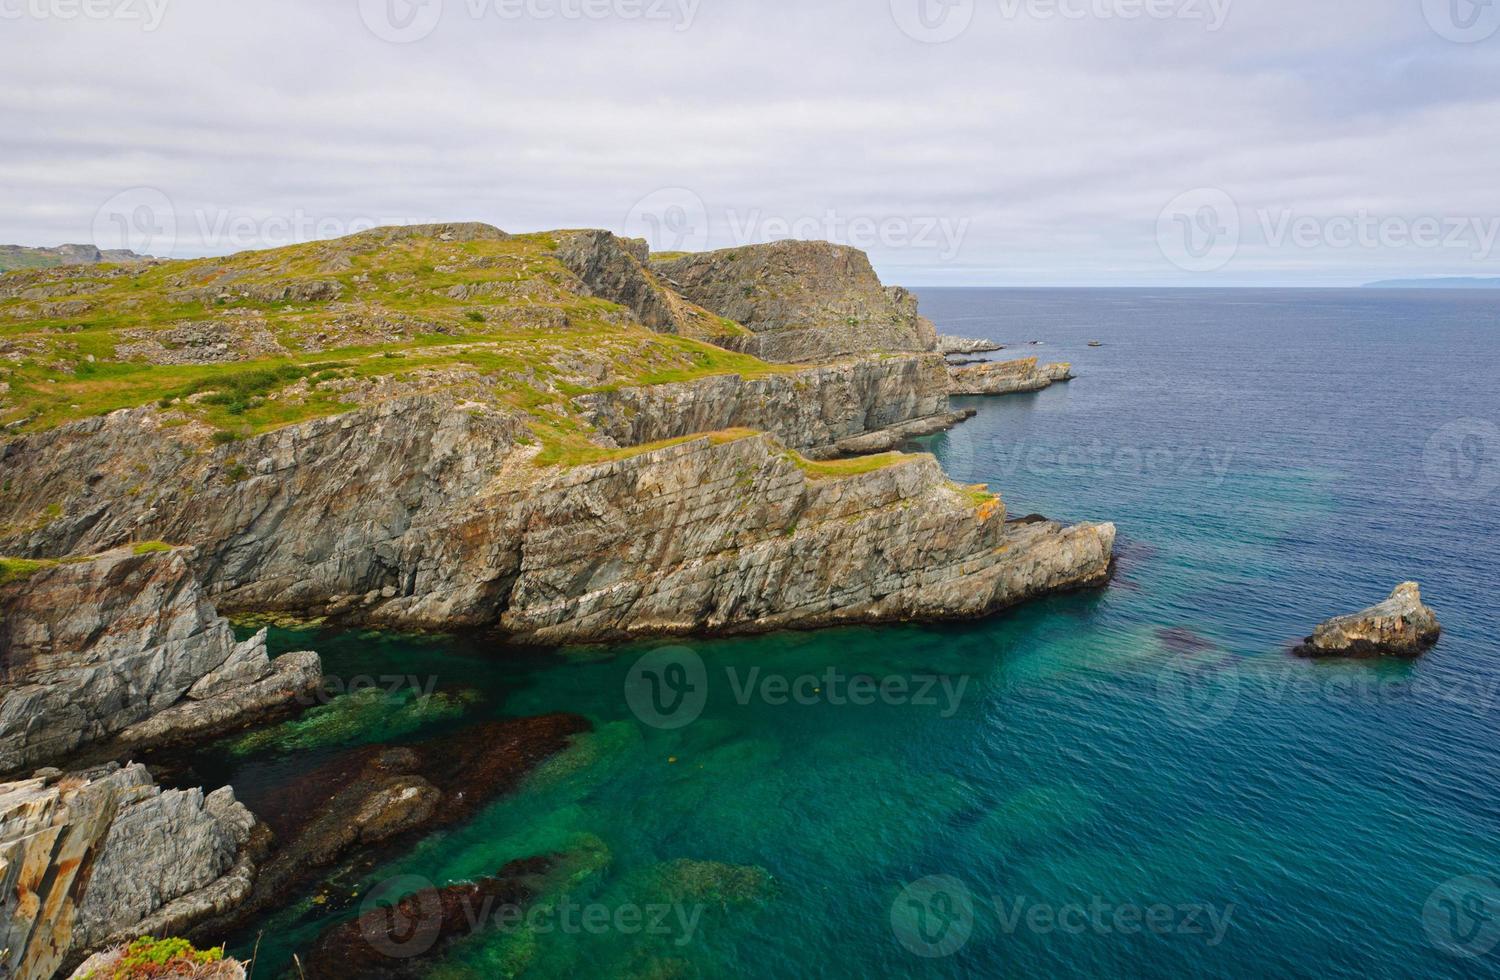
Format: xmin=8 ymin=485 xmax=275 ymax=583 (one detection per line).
xmin=0 ymin=224 xmax=1113 ymax=645
xmin=652 ymin=241 xmax=937 ymax=362
xmin=0 ymin=764 xmax=256 ymax=978
xmin=0 ymin=546 xmax=321 ymax=776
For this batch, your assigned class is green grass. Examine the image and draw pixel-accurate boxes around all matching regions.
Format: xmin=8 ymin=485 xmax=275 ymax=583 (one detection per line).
xmin=131 ymin=540 xmax=174 ymax=555
xmin=0 ymin=557 xmax=55 ymax=586
xmin=786 ymin=451 xmax=917 ymax=480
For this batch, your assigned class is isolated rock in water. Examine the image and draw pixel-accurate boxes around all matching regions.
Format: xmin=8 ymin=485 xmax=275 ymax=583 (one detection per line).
xmin=1295 ymin=582 xmax=1442 ymax=657
xmin=652 ymin=240 xmax=937 ymax=362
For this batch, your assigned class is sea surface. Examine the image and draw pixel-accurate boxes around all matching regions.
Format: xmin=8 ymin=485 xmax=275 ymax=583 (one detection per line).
xmin=187 ymin=289 xmax=1500 ymax=978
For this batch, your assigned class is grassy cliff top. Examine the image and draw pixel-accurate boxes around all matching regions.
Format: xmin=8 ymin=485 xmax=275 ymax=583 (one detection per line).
xmin=0 ymin=225 xmax=788 ymax=446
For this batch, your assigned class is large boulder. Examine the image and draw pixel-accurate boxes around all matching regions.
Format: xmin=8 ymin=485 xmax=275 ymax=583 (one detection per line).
xmin=1294 ymin=582 xmax=1442 ymax=657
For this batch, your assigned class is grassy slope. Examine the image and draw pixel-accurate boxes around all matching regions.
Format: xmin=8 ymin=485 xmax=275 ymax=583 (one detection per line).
xmin=0 ymin=229 xmax=796 ymax=464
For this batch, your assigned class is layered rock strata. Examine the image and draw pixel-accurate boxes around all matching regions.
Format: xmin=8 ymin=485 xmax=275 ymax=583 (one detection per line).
xmin=0 ymin=546 xmax=322 ymax=775
xmin=0 ymin=764 xmax=257 ymax=978
xmin=0 ymin=400 xmax=1111 ymax=643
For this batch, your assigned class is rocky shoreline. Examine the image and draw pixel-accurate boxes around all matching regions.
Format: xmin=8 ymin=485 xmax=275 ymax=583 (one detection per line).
xmin=0 ymin=225 xmax=1115 ymax=975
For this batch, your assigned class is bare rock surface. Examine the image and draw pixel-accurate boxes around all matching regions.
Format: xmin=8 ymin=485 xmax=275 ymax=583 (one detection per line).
xmin=653 ymin=241 xmax=937 ymax=362
xmin=0 ymin=546 xmax=321 ymax=775
xmin=1295 ymin=582 xmax=1441 ymax=657
xmin=947 ymin=356 xmax=1073 ymax=396
xmin=937 ymin=335 xmax=1004 ymax=355
xmin=0 ymin=763 xmax=258 ymax=976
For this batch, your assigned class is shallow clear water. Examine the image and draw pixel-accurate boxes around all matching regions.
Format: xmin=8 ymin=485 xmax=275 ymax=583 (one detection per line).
xmin=193 ymin=289 xmax=1500 ymax=978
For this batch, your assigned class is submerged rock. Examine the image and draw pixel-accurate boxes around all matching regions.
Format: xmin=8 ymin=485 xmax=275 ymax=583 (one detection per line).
xmin=1294 ymin=582 xmax=1442 ymax=657
xmin=302 ymin=857 xmax=554 ymax=979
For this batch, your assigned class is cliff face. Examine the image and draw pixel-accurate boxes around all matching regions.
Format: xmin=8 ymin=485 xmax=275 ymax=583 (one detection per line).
xmin=652 ymin=241 xmax=937 ymax=362
xmin=0 ymin=764 xmax=256 ymax=978
xmin=0 ymin=546 xmax=321 ymax=775
xmin=573 ymin=353 xmax=964 ymax=458
xmin=0 ymin=403 xmax=1111 ymax=643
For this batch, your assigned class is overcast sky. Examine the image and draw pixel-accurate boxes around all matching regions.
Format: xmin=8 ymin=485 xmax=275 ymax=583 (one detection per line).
xmin=3 ymin=0 xmax=1498 ymax=285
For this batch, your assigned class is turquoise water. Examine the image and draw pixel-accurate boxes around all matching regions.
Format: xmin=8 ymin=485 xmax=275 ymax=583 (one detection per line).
xmin=193 ymin=289 xmax=1500 ymax=978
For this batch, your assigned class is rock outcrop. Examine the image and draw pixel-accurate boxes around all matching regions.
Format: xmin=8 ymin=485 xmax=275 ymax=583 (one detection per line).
xmin=947 ymin=356 xmax=1073 ymax=396
xmin=652 ymin=241 xmax=937 ymax=362
xmin=936 ymin=335 xmax=1003 ymax=356
xmin=0 ymin=764 xmax=257 ymax=978
xmin=573 ymin=353 xmax=967 ymax=459
xmin=0 ymin=546 xmax=322 ymax=775
xmin=1294 ymin=582 xmax=1442 ymax=657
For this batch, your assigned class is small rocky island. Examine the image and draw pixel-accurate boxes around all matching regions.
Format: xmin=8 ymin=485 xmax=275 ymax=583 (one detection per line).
xmin=0 ymin=224 xmax=1110 ymax=976
xmin=1294 ymin=582 xmax=1442 ymax=657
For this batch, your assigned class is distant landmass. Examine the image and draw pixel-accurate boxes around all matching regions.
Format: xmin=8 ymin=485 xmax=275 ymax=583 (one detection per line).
xmin=0 ymin=243 xmax=151 ymax=272
xmin=1364 ymin=277 xmax=1500 ymax=289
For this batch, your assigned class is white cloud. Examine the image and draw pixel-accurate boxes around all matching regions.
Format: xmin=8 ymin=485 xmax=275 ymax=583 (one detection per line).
xmin=1 ymin=0 xmax=1497 ymax=284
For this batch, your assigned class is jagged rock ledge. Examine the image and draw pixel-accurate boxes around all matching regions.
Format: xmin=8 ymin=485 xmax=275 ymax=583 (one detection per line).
xmin=0 ymin=545 xmax=322 ymax=776
xmin=1294 ymin=582 xmax=1442 ymax=657
xmin=947 ymin=356 xmax=1073 ymax=396
xmin=0 ymin=763 xmax=257 ymax=979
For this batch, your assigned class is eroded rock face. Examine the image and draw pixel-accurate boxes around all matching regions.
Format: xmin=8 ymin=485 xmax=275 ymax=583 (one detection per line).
xmin=946 ymin=356 xmax=1073 ymax=396
xmin=0 ymin=764 xmax=257 ymax=977
xmin=0 ymin=397 xmax=1113 ymax=644
xmin=652 ymin=241 xmax=937 ymax=362
xmin=0 ymin=546 xmax=322 ymax=775
xmin=573 ymin=353 xmax=962 ymax=457
xmin=1295 ymin=582 xmax=1442 ymax=657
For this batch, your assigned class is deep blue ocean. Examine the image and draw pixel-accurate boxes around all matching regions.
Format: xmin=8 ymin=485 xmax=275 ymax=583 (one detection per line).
xmin=202 ymin=288 xmax=1500 ymax=978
